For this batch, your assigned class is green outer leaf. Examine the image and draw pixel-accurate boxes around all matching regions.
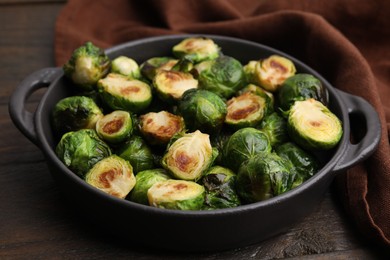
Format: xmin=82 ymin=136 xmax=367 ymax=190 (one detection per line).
xmin=129 ymin=168 xmax=171 ymax=205
xmin=116 ymin=135 xmax=155 ymax=174
xmin=236 ymin=152 xmax=293 ymax=203
xmin=55 ymin=129 xmax=111 ymax=177
xmin=278 ymin=73 xmax=328 ymax=111
xmin=222 ymin=127 xmax=271 ymax=172
xmin=179 ymin=89 xmax=227 ymax=134
xmin=198 ymin=56 xmax=245 ymax=99
xmin=52 ymin=96 xmax=103 ymax=136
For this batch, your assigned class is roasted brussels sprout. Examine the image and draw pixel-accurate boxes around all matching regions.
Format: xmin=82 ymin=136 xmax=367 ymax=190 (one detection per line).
xmin=129 ymin=168 xmax=171 ymax=205
xmin=239 ymin=84 xmax=274 ymax=115
xmin=147 ymin=179 xmax=205 ymax=210
xmin=52 ymin=96 xmax=103 ymax=136
xmin=196 ymin=56 xmax=245 ymax=99
xmin=96 ymin=110 xmax=133 ymax=144
xmin=244 ymin=55 xmax=296 ymax=92
xmin=162 ymin=130 xmax=218 ymax=181
xmin=139 ymin=111 xmax=185 ymax=145
xmin=222 ymin=127 xmax=271 ymax=172
xmin=172 ymin=37 xmax=220 ymax=63
xmin=225 ymin=92 xmax=268 ymax=129
xmin=236 ymin=152 xmax=294 ymax=203
xmin=277 ymin=73 xmax=328 ymax=111
xmin=287 ymin=99 xmax=343 ymax=150
xmin=116 ymin=135 xmax=155 ymax=174
xmin=140 ymin=57 xmax=178 ymax=81
xmin=275 ymin=142 xmax=319 ymax=187
xmin=55 ymin=129 xmax=111 ymax=177
xmin=111 ymin=56 xmax=141 ymax=79
xmin=63 ymin=42 xmax=110 ymax=90
xmin=201 ymin=166 xmax=241 ymax=209
xmin=178 ymin=89 xmax=227 ymax=134
xmin=259 ymin=112 xmax=289 ymax=147
xmin=85 ymin=155 xmax=136 ymax=199
xmin=97 ymin=73 xmax=152 ymax=113
xmin=153 ymin=70 xmax=198 ymax=103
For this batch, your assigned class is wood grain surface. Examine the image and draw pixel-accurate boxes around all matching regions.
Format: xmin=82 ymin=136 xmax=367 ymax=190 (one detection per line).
xmin=0 ymin=1 xmax=388 ymax=259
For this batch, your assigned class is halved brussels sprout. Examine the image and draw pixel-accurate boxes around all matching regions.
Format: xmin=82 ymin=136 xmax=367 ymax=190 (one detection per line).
xmin=225 ymin=92 xmax=268 ymax=129
xmin=55 ymin=129 xmax=111 ymax=177
xmin=275 ymin=142 xmax=319 ymax=188
xmin=201 ymin=166 xmax=241 ymax=210
xmin=96 ymin=110 xmax=133 ymax=144
xmin=116 ymin=135 xmax=155 ymax=174
xmin=129 ymin=168 xmax=171 ymax=205
xmin=172 ymin=37 xmax=220 ymax=63
xmin=147 ymin=179 xmax=205 ymax=210
xmin=161 ymin=130 xmax=218 ymax=181
xmin=63 ymin=42 xmax=110 ymax=91
xmin=236 ymin=152 xmax=294 ymax=203
xmin=140 ymin=57 xmax=178 ymax=81
xmin=52 ymin=96 xmax=103 ymax=136
xmin=239 ymin=84 xmax=274 ymax=115
xmin=97 ymin=73 xmax=152 ymax=113
xmin=244 ymin=55 xmax=296 ymax=92
xmin=222 ymin=127 xmax=271 ymax=172
xmin=196 ymin=55 xmax=245 ymax=99
xmin=259 ymin=112 xmax=289 ymax=147
xmin=139 ymin=111 xmax=185 ymax=145
xmin=111 ymin=56 xmax=141 ymax=79
xmin=85 ymin=155 xmax=136 ymax=199
xmin=277 ymin=73 xmax=328 ymax=111
xmin=178 ymin=89 xmax=227 ymax=134
xmin=153 ymin=70 xmax=198 ymax=103
xmin=287 ymin=99 xmax=343 ymax=150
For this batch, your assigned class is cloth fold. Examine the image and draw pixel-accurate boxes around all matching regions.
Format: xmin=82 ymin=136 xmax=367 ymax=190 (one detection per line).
xmin=55 ymin=0 xmax=390 ymax=247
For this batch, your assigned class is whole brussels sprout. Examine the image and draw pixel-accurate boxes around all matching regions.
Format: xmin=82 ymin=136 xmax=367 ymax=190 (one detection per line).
xmin=259 ymin=112 xmax=289 ymax=147
xmin=178 ymin=89 xmax=227 ymax=134
xmin=236 ymin=152 xmax=294 ymax=203
xmin=196 ymin=55 xmax=245 ymax=99
xmin=97 ymin=73 xmax=152 ymax=113
xmin=111 ymin=56 xmax=141 ymax=79
xmin=52 ymin=96 xmax=103 ymax=136
xmin=96 ymin=110 xmax=133 ymax=144
xmin=222 ymin=127 xmax=271 ymax=172
xmin=172 ymin=37 xmax=220 ymax=63
xmin=162 ymin=130 xmax=218 ymax=181
xmin=243 ymin=55 xmax=296 ymax=92
xmin=225 ymin=92 xmax=268 ymax=129
xmin=277 ymin=73 xmax=328 ymax=111
xmin=139 ymin=111 xmax=185 ymax=145
xmin=129 ymin=168 xmax=171 ymax=205
xmin=85 ymin=155 xmax=136 ymax=199
xmin=153 ymin=70 xmax=198 ymax=103
xmin=275 ymin=142 xmax=319 ymax=188
xmin=200 ymin=166 xmax=241 ymax=210
xmin=140 ymin=57 xmax=178 ymax=81
xmin=63 ymin=42 xmax=110 ymax=91
xmin=147 ymin=179 xmax=205 ymax=210
xmin=55 ymin=129 xmax=111 ymax=177
xmin=116 ymin=135 xmax=155 ymax=174
xmin=287 ymin=99 xmax=343 ymax=150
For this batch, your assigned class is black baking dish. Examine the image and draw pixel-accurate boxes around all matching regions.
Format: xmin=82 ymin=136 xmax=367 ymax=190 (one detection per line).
xmin=9 ymin=34 xmax=381 ymax=252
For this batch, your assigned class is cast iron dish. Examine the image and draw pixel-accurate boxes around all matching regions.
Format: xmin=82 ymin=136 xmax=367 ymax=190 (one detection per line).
xmin=9 ymin=35 xmax=381 ymax=252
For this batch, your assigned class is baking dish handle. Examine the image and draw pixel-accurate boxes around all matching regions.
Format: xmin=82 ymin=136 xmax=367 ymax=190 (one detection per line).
xmin=332 ymin=89 xmax=381 ymax=173
xmin=8 ymin=67 xmax=62 ymax=147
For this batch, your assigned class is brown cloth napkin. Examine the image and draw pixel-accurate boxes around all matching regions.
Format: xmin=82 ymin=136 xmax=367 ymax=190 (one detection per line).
xmin=55 ymin=0 xmax=390 ymax=248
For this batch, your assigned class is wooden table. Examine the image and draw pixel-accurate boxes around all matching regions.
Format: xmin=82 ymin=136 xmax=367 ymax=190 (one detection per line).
xmin=0 ymin=1 xmax=387 ymax=259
